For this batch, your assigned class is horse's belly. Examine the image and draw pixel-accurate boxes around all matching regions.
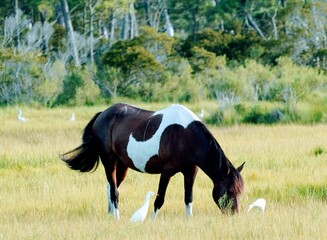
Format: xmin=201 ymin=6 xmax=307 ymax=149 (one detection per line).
xmin=126 ymin=134 xmax=161 ymax=173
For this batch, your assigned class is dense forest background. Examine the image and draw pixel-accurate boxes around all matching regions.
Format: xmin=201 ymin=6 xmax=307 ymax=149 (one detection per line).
xmin=0 ymin=0 xmax=326 ymax=124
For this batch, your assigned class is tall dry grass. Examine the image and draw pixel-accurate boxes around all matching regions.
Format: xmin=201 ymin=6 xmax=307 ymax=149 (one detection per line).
xmin=1 ymin=104 xmax=326 ymax=239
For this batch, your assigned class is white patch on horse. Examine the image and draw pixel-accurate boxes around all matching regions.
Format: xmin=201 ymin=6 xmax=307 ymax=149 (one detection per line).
xmin=107 ymin=183 xmax=120 ymax=219
xmin=151 ymin=209 xmax=159 ymax=220
xmin=185 ymin=203 xmax=193 ymax=218
xmin=127 ymin=105 xmax=199 ymax=172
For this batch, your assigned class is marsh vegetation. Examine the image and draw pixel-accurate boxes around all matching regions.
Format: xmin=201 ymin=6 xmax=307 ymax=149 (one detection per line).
xmin=1 ymin=104 xmax=326 ymax=239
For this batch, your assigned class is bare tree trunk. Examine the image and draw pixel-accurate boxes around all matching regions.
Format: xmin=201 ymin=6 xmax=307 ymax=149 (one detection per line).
xmin=163 ymin=7 xmax=174 ymax=37
xmin=60 ymin=0 xmax=80 ymax=66
xmin=129 ymin=3 xmax=138 ymax=39
xmin=191 ymin=0 xmax=200 ymax=41
xmin=121 ymin=14 xmax=129 ymax=40
xmin=55 ymin=4 xmax=64 ymax=25
xmin=14 ymin=0 xmax=20 ymax=52
xmin=109 ymin=9 xmax=116 ymax=45
xmin=281 ymin=0 xmax=286 ymax=8
xmin=281 ymin=0 xmax=287 ymax=34
xmin=246 ymin=13 xmax=267 ymax=40
xmin=310 ymin=0 xmax=325 ymax=47
xmin=144 ymin=0 xmax=152 ymax=27
xmin=157 ymin=0 xmax=174 ymax=37
xmin=83 ymin=3 xmax=87 ymax=35
xmin=40 ymin=9 xmax=47 ymax=55
xmin=88 ymin=0 xmax=96 ymax=65
xmin=98 ymin=19 xmax=108 ymax=39
xmin=271 ymin=1 xmax=281 ymax=40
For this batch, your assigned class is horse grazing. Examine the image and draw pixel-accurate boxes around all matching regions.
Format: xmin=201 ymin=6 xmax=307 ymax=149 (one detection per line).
xmin=61 ymin=103 xmax=245 ymax=219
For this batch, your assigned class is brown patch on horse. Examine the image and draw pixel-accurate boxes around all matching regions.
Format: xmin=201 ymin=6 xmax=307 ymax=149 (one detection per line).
xmin=131 ymin=114 xmax=163 ymax=141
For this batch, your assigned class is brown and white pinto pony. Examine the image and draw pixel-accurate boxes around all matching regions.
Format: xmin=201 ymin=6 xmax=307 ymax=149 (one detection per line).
xmin=61 ymin=103 xmax=245 ymax=219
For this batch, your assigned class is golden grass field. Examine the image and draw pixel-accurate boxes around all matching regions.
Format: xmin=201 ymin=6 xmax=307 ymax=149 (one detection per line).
xmin=1 ymin=103 xmax=326 ymax=240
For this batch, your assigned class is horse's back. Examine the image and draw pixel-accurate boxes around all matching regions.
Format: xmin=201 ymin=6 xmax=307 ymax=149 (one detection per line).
xmin=92 ymin=103 xmax=207 ymax=173
xmin=92 ymin=103 xmax=155 ymax=156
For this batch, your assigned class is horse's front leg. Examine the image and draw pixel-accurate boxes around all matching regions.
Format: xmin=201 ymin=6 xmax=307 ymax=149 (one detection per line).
xmin=183 ymin=165 xmax=198 ymax=219
xmin=152 ymin=170 xmax=173 ymax=220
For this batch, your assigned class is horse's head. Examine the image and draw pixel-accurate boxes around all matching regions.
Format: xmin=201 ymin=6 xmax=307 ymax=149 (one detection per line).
xmin=212 ymin=162 xmax=245 ymax=214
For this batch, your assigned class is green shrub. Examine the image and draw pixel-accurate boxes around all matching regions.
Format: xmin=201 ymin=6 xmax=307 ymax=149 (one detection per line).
xmin=53 ymin=71 xmax=84 ymax=106
xmin=0 ymin=51 xmax=45 ymax=105
xmin=98 ymin=67 xmax=121 ymax=99
xmin=241 ymin=103 xmax=284 ymax=124
xmin=312 ymin=146 xmax=325 ymax=156
xmin=274 ymin=57 xmax=326 ymax=102
xmin=76 ymin=76 xmax=101 ymax=106
xmin=36 ymin=61 xmax=65 ymax=106
xmin=289 ymin=102 xmax=325 ymax=124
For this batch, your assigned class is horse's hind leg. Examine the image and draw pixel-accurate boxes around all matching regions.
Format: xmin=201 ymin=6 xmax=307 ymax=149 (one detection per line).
xmin=105 ymin=158 xmax=128 ymax=219
xmin=183 ymin=165 xmax=198 ymax=219
xmin=116 ymin=160 xmax=128 ymax=188
xmin=106 ymin=183 xmax=116 ymax=216
xmin=101 ymin=154 xmax=121 ymax=219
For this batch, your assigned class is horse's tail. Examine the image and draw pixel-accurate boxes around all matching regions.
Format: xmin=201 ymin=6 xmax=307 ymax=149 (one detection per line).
xmin=61 ymin=112 xmax=102 ymax=172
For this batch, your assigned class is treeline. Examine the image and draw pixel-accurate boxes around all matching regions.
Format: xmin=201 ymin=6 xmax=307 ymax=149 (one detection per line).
xmin=0 ymin=0 xmax=326 ymax=124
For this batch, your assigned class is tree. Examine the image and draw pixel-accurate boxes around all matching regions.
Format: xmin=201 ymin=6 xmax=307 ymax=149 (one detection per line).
xmin=100 ymin=27 xmax=173 ymax=99
xmin=60 ymin=0 xmax=80 ymax=66
xmin=87 ymin=0 xmax=101 ymax=65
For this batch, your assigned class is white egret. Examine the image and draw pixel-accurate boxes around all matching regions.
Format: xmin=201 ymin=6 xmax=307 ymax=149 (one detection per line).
xmin=18 ymin=109 xmax=28 ymax=122
xmin=70 ymin=112 xmax=75 ymax=121
xmin=248 ymin=198 xmax=266 ymax=215
xmin=198 ymin=109 xmax=204 ymax=119
xmin=130 ymin=191 xmax=155 ymax=222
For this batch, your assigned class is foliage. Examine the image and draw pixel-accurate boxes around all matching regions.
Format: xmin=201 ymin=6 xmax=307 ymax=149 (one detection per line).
xmin=53 ymin=70 xmax=84 ymax=106
xmin=0 ymin=50 xmax=45 ymax=105
xmin=36 ymin=61 xmax=65 ymax=106
xmin=181 ymin=29 xmax=265 ymax=65
xmin=241 ymin=103 xmax=284 ymax=124
xmin=156 ymin=57 xmax=198 ymax=102
xmin=75 ymin=71 xmax=101 ymax=106
xmin=101 ymin=27 xmax=175 ymax=101
xmin=0 ymin=2 xmax=326 ymax=125
xmin=95 ymin=66 xmax=124 ymax=98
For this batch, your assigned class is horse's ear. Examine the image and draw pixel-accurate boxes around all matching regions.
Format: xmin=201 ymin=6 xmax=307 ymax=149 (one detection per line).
xmin=237 ymin=162 xmax=245 ymax=172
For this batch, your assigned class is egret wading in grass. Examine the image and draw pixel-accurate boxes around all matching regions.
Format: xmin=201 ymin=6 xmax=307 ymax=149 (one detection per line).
xmin=198 ymin=109 xmax=204 ymax=119
xmin=248 ymin=198 xmax=266 ymax=216
xmin=130 ymin=192 xmax=156 ymax=222
xmin=18 ymin=109 xmax=28 ymax=122
xmin=70 ymin=112 xmax=75 ymax=121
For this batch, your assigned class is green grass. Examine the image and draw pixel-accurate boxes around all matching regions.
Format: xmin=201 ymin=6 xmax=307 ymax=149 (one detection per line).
xmin=1 ymin=104 xmax=327 ymax=239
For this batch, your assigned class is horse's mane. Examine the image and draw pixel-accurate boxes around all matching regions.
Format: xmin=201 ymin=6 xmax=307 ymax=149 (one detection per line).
xmin=194 ymin=121 xmax=244 ymax=194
